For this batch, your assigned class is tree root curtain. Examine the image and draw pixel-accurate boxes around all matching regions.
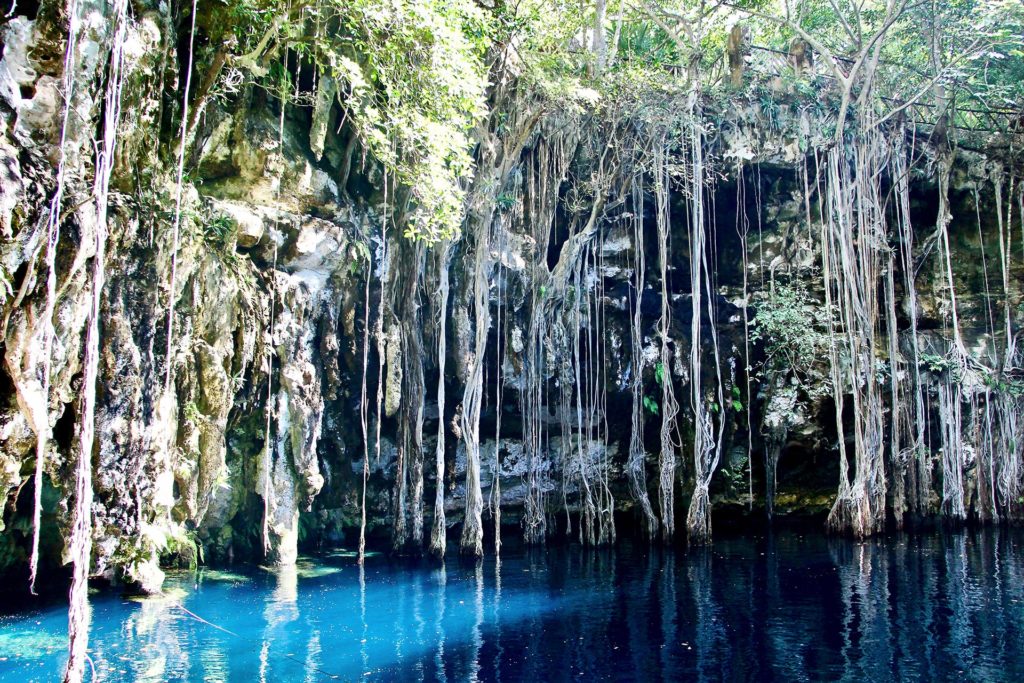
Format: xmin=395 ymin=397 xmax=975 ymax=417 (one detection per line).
xmin=1 ymin=0 xmax=1023 ymax=644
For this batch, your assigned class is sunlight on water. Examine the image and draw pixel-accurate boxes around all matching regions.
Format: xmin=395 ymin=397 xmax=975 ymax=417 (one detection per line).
xmin=2 ymin=529 xmax=1024 ymax=681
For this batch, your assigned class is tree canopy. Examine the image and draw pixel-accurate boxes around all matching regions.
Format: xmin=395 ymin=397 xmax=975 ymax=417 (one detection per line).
xmin=192 ymin=0 xmax=1024 ymax=241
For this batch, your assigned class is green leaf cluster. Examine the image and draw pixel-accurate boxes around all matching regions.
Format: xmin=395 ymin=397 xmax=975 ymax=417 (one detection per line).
xmin=643 ymin=395 xmax=659 ymax=415
xmin=751 ymin=279 xmax=833 ymax=399
xmin=326 ymin=0 xmax=489 ymax=242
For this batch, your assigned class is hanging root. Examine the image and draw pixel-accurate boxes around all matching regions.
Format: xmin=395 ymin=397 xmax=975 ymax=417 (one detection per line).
xmin=821 ymin=132 xmax=891 ymax=537
xmin=66 ymin=0 xmax=129 ymax=678
xmin=357 ymin=250 xmax=370 ymax=564
xmin=27 ymin=0 xmax=90 ymax=595
xmin=521 ymin=136 xmax=571 ymax=545
xmin=653 ymin=141 xmax=679 ymax=541
xmin=407 ymin=245 xmax=427 ymax=550
xmin=429 ymin=241 xmax=454 ymax=558
xmin=460 ymin=224 xmax=490 ymax=558
xmin=491 ymin=219 xmax=508 ymax=555
xmin=685 ymin=410 xmax=715 ymax=543
xmin=627 ymin=177 xmax=658 ymax=537
xmin=684 ymin=94 xmax=726 ymax=545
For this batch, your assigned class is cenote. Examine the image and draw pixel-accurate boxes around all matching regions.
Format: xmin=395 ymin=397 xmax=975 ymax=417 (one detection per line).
xmin=2 ymin=0 xmax=1024 ymax=680
xmin=3 ymin=529 xmax=1024 ymax=681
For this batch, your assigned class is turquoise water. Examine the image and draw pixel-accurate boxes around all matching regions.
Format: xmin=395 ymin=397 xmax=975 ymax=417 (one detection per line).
xmin=2 ymin=530 xmax=1024 ymax=681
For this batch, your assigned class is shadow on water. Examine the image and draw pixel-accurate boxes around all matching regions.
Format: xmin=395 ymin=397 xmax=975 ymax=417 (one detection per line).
xmin=2 ymin=529 xmax=1024 ymax=681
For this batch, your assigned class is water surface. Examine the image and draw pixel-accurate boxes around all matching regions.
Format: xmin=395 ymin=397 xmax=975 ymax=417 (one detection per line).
xmin=2 ymin=530 xmax=1023 ymax=681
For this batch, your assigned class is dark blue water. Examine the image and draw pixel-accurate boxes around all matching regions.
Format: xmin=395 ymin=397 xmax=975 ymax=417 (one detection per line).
xmin=2 ymin=530 xmax=1024 ymax=682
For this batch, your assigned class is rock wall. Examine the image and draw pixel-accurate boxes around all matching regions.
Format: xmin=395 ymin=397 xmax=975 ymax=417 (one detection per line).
xmin=0 ymin=1 xmax=1021 ymax=592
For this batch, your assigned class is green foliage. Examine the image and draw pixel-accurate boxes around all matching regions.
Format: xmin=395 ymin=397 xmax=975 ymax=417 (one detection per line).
xmin=326 ymin=0 xmax=489 ymax=242
xmin=654 ymin=361 xmax=665 ymax=386
xmin=353 ymin=240 xmax=371 ymax=262
xmin=981 ymin=371 xmax=1024 ymax=397
xmin=496 ymin=192 xmax=517 ymax=212
xmin=643 ymin=395 xmax=659 ymax=415
xmin=751 ymin=278 xmax=833 ymax=399
xmin=183 ymin=401 xmax=202 ymax=425
xmin=202 ymin=0 xmax=1024 ymax=245
xmin=162 ymin=530 xmax=204 ymax=571
xmin=756 ymin=86 xmax=782 ymax=131
xmin=160 ymin=205 xmax=225 ymax=251
xmin=213 ymin=0 xmax=489 ymax=243
xmin=730 ymin=385 xmax=744 ymax=412
xmin=613 ymin=21 xmax=679 ymax=68
xmin=919 ymin=353 xmax=954 ymax=374
xmin=349 ymin=241 xmax=371 ymax=276
xmin=739 ymin=0 xmax=1023 ymax=124
xmin=204 ymin=214 xmax=234 ymax=246
xmin=720 ymin=464 xmax=748 ymax=491
xmin=505 ymin=0 xmax=592 ymax=96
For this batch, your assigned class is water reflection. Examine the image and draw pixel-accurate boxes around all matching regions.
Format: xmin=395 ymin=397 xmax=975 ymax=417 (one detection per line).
xmin=115 ymin=592 xmax=186 ymax=681
xmin=431 ymin=562 xmax=446 ymax=682
xmin=360 ymin=563 xmax=369 ymax=678
xmin=492 ymin=556 xmax=503 ymax=683
xmin=259 ymin=564 xmax=297 ymax=682
xmin=471 ymin=561 xmax=483 ymax=682
xmin=3 ymin=530 xmax=1024 ymax=682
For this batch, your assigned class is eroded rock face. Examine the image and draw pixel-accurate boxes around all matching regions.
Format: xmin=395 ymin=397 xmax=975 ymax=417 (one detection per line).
xmin=262 ymin=275 xmax=325 ymax=564
xmin=209 ymin=199 xmax=266 ymax=248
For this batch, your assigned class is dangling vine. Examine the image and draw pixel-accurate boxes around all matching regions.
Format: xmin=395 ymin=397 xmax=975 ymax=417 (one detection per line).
xmin=653 ymin=140 xmax=680 ymax=541
xmin=429 ymin=240 xmax=455 ymax=558
xmin=66 ymin=0 xmax=129 ymax=678
xmin=627 ymin=175 xmax=658 ymax=538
